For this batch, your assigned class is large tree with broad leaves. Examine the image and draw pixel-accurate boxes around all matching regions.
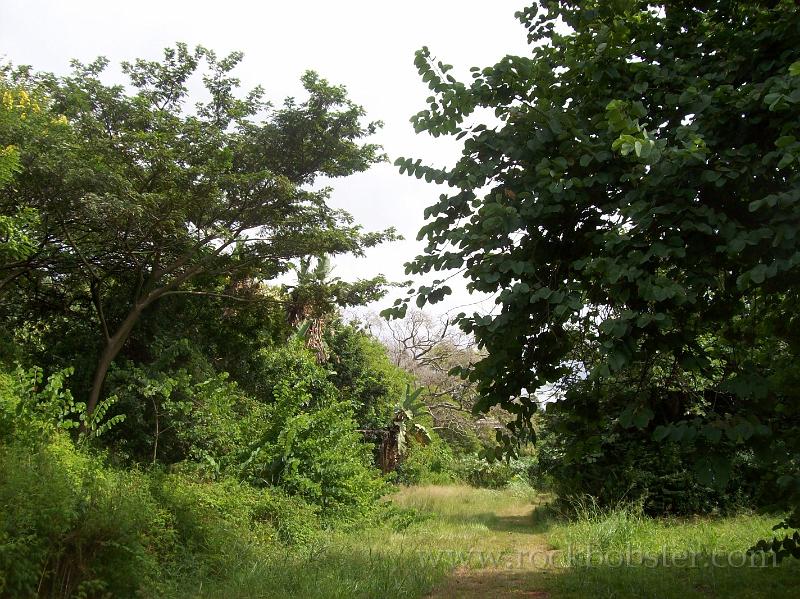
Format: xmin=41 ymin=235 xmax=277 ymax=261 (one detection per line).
xmin=387 ymin=0 xmax=800 ymax=525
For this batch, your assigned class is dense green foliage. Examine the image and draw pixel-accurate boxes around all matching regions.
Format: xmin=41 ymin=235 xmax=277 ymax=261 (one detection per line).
xmin=235 ymin=341 xmax=385 ymax=516
xmin=4 ymin=1 xmax=800 ymax=596
xmin=0 ymin=366 xmax=323 ymax=597
xmin=390 ymin=0 xmax=800 ymax=533
xmin=327 ymin=322 xmax=412 ymax=429
xmin=0 ymin=44 xmax=395 ymax=414
xmin=0 ymin=46 xmax=430 ymax=598
xmin=0 ymin=46 xmax=499 ymax=594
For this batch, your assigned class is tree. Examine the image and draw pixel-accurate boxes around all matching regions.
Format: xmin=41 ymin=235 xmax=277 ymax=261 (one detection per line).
xmin=325 ymin=321 xmax=411 ymax=430
xmin=388 ymin=0 xmax=800 ymax=511
xmin=1 ymin=44 xmax=396 ymax=414
xmin=0 ymin=81 xmax=49 ymax=296
xmin=285 ymin=255 xmax=387 ymax=362
xmin=370 ymin=309 xmax=503 ymax=449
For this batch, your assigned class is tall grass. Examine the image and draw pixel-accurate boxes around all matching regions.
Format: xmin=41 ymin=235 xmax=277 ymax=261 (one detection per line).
xmin=544 ymin=496 xmax=800 ymax=599
xmin=177 ymin=544 xmax=450 ymax=599
xmin=154 ymin=484 xmax=800 ymax=599
xmin=182 ymin=484 xmax=546 ymax=598
xmin=549 ymin=495 xmax=787 ymax=562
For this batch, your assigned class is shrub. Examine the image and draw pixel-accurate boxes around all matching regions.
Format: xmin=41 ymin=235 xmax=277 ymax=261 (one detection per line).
xmin=102 ymin=341 xmax=245 ymax=465
xmin=535 ymin=415 xmax=751 ymax=516
xmin=0 ymin=362 xmax=331 ymax=598
xmin=0 ymin=436 xmax=173 ymax=598
xmin=237 ymin=341 xmax=386 ymax=518
xmin=0 ymin=438 xmax=329 ymax=598
xmin=455 ymin=454 xmax=535 ymax=490
xmin=394 ymin=438 xmax=458 ymax=486
xmin=153 ymin=474 xmax=319 ymax=572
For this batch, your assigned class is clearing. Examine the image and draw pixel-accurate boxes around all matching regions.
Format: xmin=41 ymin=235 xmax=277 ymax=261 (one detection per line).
xmin=191 ymin=484 xmax=800 ymax=599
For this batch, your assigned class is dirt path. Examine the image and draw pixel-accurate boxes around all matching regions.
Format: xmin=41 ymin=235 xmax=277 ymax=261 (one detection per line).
xmin=392 ymin=485 xmax=556 ymax=599
xmin=424 ymin=498 xmax=555 ymax=599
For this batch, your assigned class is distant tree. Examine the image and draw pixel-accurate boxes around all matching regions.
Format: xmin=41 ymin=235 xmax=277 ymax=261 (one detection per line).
xmin=371 ymin=310 xmax=506 ymax=450
xmin=388 ymin=0 xmax=800 ymax=514
xmin=325 ymin=322 xmax=411 ymax=430
xmin=0 ymin=44 xmax=396 ymax=414
xmin=286 ymin=255 xmax=387 ymax=362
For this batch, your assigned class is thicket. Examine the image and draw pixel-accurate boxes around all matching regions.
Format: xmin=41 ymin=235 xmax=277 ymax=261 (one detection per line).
xmin=0 ymin=45 xmax=528 ymax=597
xmin=0 ymin=329 xmax=531 ymax=598
xmin=0 ymin=324 xmax=401 ymax=597
xmin=0 ymin=47 xmax=430 ymax=598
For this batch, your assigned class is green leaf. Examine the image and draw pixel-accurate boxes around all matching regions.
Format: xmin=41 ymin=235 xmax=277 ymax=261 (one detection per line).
xmin=703 ymin=425 xmax=723 ymax=444
xmin=653 ymin=425 xmax=671 ymax=442
xmin=750 ymin=264 xmax=768 ymax=284
xmin=632 ymin=407 xmax=654 ymax=429
xmin=619 ymin=406 xmax=634 ymax=428
xmin=777 ymin=154 xmax=794 ymax=169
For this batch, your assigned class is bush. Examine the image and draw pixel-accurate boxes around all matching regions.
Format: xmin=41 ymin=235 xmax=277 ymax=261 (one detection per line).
xmin=153 ymin=474 xmax=320 ymax=570
xmin=0 ymin=436 xmax=332 ymax=598
xmin=102 ymin=340 xmax=246 ymax=465
xmin=0 ymin=362 xmax=333 ymax=598
xmin=0 ymin=436 xmax=173 ymax=598
xmin=237 ymin=341 xmax=386 ymax=519
xmin=1 ymin=366 xmax=82 ymax=444
xmin=394 ymin=438 xmax=458 ymax=485
xmin=103 ymin=341 xmax=387 ymax=519
xmin=535 ymin=414 xmax=750 ymax=516
xmin=455 ymin=454 xmax=535 ymax=490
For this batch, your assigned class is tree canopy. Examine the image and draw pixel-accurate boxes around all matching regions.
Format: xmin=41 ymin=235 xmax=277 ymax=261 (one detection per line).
xmin=0 ymin=44 xmax=396 ymax=413
xmin=388 ymin=0 xmax=800 ymax=516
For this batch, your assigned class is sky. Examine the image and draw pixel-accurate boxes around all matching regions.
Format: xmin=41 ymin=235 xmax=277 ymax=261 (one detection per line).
xmin=0 ymin=0 xmax=533 ymax=316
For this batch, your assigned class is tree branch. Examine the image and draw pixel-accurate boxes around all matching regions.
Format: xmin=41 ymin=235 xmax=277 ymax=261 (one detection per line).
xmin=159 ymin=290 xmax=269 ymax=303
xmin=90 ymin=279 xmax=110 ymax=341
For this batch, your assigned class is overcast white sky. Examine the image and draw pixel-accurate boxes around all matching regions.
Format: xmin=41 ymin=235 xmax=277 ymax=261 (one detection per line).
xmin=0 ymin=0 xmax=532 ymax=315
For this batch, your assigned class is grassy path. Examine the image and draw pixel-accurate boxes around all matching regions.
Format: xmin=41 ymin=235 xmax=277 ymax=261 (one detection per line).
xmin=386 ymin=485 xmax=800 ymax=599
xmin=192 ymin=484 xmax=800 ymax=598
xmin=391 ymin=485 xmax=554 ymax=598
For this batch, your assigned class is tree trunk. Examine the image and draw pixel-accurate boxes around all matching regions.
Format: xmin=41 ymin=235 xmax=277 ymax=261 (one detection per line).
xmin=84 ymin=260 xmax=207 ymax=416
xmin=86 ymin=304 xmax=144 ymax=415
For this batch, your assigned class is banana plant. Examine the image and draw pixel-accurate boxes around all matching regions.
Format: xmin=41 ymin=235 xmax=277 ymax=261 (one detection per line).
xmin=286 ymin=255 xmax=334 ymax=362
xmin=394 ymin=383 xmax=432 ymax=457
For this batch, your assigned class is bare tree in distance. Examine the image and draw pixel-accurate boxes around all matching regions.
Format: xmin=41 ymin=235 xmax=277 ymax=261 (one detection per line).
xmin=364 ymin=309 xmax=507 ymax=446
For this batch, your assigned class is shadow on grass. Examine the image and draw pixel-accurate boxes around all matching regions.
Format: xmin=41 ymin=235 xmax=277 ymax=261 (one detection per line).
xmin=441 ymin=504 xmax=555 ymax=535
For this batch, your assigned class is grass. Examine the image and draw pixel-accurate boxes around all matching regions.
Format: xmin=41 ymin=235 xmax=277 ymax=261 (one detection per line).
xmin=545 ymin=498 xmax=800 ymax=599
xmin=173 ymin=485 xmax=800 ymax=599
xmin=173 ymin=484 xmax=545 ymax=599
xmin=175 ymin=544 xmax=448 ymax=599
